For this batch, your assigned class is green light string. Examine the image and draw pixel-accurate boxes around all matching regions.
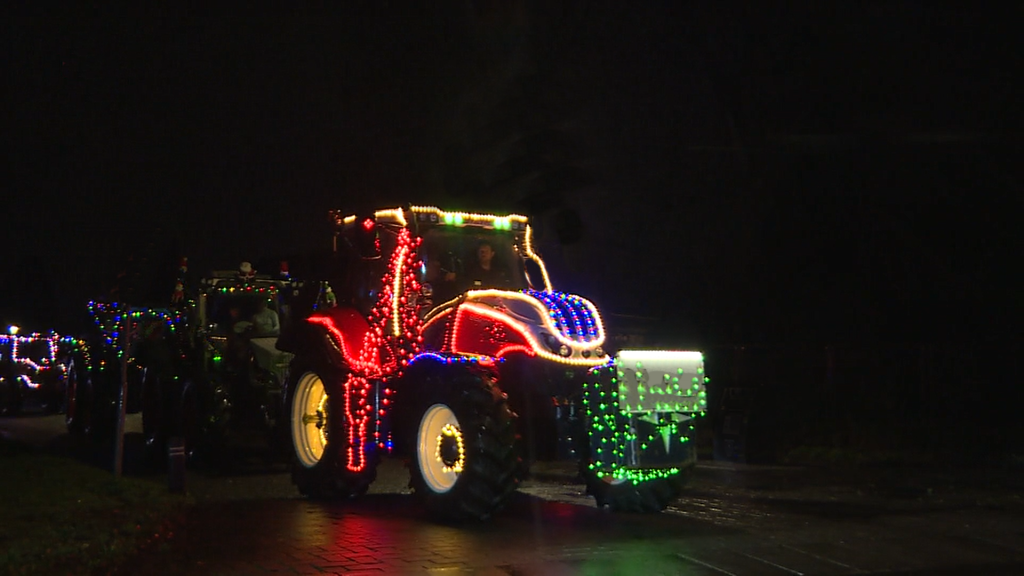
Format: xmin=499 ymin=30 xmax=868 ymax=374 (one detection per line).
xmin=582 ymin=358 xmax=709 ymax=483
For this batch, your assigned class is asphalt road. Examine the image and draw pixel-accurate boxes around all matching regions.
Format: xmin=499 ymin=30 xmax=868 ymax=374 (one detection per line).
xmin=3 ymin=414 xmax=1024 ymax=575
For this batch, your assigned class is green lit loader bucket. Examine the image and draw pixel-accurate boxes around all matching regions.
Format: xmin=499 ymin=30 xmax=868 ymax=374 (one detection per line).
xmin=584 ymin=350 xmax=708 ymax=484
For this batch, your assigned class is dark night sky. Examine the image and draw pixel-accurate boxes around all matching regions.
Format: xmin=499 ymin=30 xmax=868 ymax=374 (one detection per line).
xmin=6 ymin=2 xmax=1022 ymax=346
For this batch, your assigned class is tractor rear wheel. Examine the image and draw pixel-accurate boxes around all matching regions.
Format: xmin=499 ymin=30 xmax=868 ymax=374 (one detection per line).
xmin=287 ymin=364 xmax=377 ymax=499
xmin=141 ymin=369 xmax=170 ymax=468
xmin=407 ymin=363 xmax=519 ymax=521
xmin=178 ymin=379 xmax=215 ymax=467
xmin=0 ymin=374 xmax=21 ymax=417
xmin=40 ymin=370 xmax=66 ymax=414
xmin=65 ymin=357 xmax=94 ymax=437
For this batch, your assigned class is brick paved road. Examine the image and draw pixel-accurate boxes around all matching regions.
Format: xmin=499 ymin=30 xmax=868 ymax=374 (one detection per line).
xmin=5 ymin=415 xmax=1024 ymax=575
xmin=113 ymin=458 xmax=1024 ymax=575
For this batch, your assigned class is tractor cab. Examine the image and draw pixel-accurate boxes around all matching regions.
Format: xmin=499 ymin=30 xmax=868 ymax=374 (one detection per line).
xmin=417 ymin=227 xmax=529 ymax=305
xmin=197 ymin=269 xmax=303 ymax=382
xmin=330 ymin=206 xmax=550 ymax=318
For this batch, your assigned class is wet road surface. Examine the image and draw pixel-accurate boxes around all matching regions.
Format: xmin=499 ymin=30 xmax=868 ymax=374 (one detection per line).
xmin=126 ymin=463 xmax=1024 ymax=575
xmin=4 ymin=414 xmax=1024 ymax=575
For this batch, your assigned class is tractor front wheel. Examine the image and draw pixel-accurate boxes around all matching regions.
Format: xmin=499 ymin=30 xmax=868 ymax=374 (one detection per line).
xmin=407 ymin=364 xmax=519 ymax=521
xmin=287 ymin=365 xmax=377 ymax=499
xmin=582 ymin=468 xmax=689 ymax=513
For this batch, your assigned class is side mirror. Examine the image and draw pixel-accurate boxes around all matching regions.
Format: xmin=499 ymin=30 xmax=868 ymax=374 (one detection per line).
xmin=417 ymin=283 xmax=434 ymax=317
xmin=346 ymin=216 xmax=381 ymax=260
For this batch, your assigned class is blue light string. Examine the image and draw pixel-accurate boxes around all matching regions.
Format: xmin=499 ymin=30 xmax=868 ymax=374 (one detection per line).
xmin=408 ymin=352 xmax=505 ymax=366
xmin=526 ymin=290 xmax=599 ymax=343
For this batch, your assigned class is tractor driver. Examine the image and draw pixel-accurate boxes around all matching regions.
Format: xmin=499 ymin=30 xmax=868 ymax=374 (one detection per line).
xmin=250 ymin=298 xmax=280 ymax=337
xmin=460 ymin=240 xmax=510 ymax=291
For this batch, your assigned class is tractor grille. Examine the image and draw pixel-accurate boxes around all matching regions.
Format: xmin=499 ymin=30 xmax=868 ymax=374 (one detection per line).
xmin=526 ymin=290 xmax=601 ymax=343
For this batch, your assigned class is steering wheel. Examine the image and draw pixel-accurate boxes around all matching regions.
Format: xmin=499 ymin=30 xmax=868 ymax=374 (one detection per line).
xmin=440 ymin=250 xmax=462 ymax=276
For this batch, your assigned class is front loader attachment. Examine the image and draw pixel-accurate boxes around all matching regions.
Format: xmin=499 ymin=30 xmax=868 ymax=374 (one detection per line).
xmin=580 ymin=350 xmax=708 ymax=511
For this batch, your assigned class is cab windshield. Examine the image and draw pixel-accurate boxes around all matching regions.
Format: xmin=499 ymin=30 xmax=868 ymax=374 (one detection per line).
xmin=206 ymin=290 xmax=285 ymax=336
xmin=418 ymin=228 xmax=527 ymax=303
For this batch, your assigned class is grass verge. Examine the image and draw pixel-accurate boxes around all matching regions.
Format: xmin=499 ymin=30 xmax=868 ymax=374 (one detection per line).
xmin=0 ymin=438 xmax=193 ymax=575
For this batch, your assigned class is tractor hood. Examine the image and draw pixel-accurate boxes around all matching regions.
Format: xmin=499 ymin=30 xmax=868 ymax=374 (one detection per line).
xmin=450 ymin=289 xmax=609 ymax=367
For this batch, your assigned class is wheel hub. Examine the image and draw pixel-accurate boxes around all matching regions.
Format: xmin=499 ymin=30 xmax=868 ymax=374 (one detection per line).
xmin=437 ymin=424 xmax=464 ymax=470
xmin=291 ymin=372 xmax=329 ymax=468
xmin=418 ymin=404 xmax=464 ymax=492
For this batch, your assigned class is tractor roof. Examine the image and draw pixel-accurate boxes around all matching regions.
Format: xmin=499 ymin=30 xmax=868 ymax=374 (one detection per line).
xmin=331 ymin=206 xmax=530 ymax=233
xmin=327 ymin=205 xmax=553 ymax=291
xmin=201 ymin=270 xmax=303 ymax=292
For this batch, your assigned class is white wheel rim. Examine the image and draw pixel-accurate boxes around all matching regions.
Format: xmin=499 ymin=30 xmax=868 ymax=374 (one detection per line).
xmin=291 ymin=372 xmax=329 ymax=468
xmin=417 ymin=403 xmax=464 ymax=493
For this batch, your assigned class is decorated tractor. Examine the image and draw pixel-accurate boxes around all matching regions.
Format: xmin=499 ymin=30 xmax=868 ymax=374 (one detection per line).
xmin=64 ymin=302 xmax=191 ymax=444
xmin=278 ymin=206 xmax=709 ymax=520
xmin=66 ymin=263 xmax=307 ymax=466
xmin=0 ymin=327 xmax=77 ymax=416
xmin=173 ymin=266 xmax=309 ymax=461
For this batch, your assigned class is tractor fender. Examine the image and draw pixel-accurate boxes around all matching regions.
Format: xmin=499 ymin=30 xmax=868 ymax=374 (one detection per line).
xmin=277 ymin=306 xmax=393 ymax=406
xmin=386 ymin=352 xmax=500 ymax=457
xmin=278 ymin=307 xmax=377 ymax=373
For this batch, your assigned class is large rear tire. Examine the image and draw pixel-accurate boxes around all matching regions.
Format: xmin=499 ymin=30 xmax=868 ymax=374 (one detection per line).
xmin=65 ymin=357 xmax=94 ymax=437
xmin=0 ymin=374 xmax=21 ymax=417
xmin=178 ymin=379 xmax=212 ymax=466
xmin=287 ymin=363 xmax=377 ymax=499
xmin=141 ymin=369 xmax=170 ymax=468
xmin=40 ymin=368 xmax=66 ymax=415
xmin=87 ymin=370 xmax=119 ymax=444
xmin=406 ymin=363 xmax=519 ymax=521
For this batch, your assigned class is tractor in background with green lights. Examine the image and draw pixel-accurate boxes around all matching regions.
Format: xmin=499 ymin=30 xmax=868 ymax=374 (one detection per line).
xmin=174 ymin=264 xmax=311 ymax=463
xmin=64 ymin=253 xmax=197 ymax=445
xmin=64 ymin=302 xmax=189 ymax=446
xmin=278 ymin=205 xmax=709 ymax=520
xmin=64 ymin=261 xmax=310 ymax=469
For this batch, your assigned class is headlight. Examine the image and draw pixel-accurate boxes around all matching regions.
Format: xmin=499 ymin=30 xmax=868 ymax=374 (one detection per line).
xmin=542 ymin=333 xmax=572 ymax=357
xmin=541 ymin=333 xmax=559 ymax=351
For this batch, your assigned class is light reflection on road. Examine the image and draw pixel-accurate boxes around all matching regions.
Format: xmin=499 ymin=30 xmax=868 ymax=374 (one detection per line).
xmin=6 ymin=415 xmax=1024 ymax=575
xmin=158 ymin=491 xmax=727 ymax=574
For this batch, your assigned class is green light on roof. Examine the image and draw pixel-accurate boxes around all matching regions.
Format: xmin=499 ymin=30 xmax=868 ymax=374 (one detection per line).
xmin=454 ymin=214 xmax=464 ymax=225
xmin=444 ymin=214 xmax=454 ymax=224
